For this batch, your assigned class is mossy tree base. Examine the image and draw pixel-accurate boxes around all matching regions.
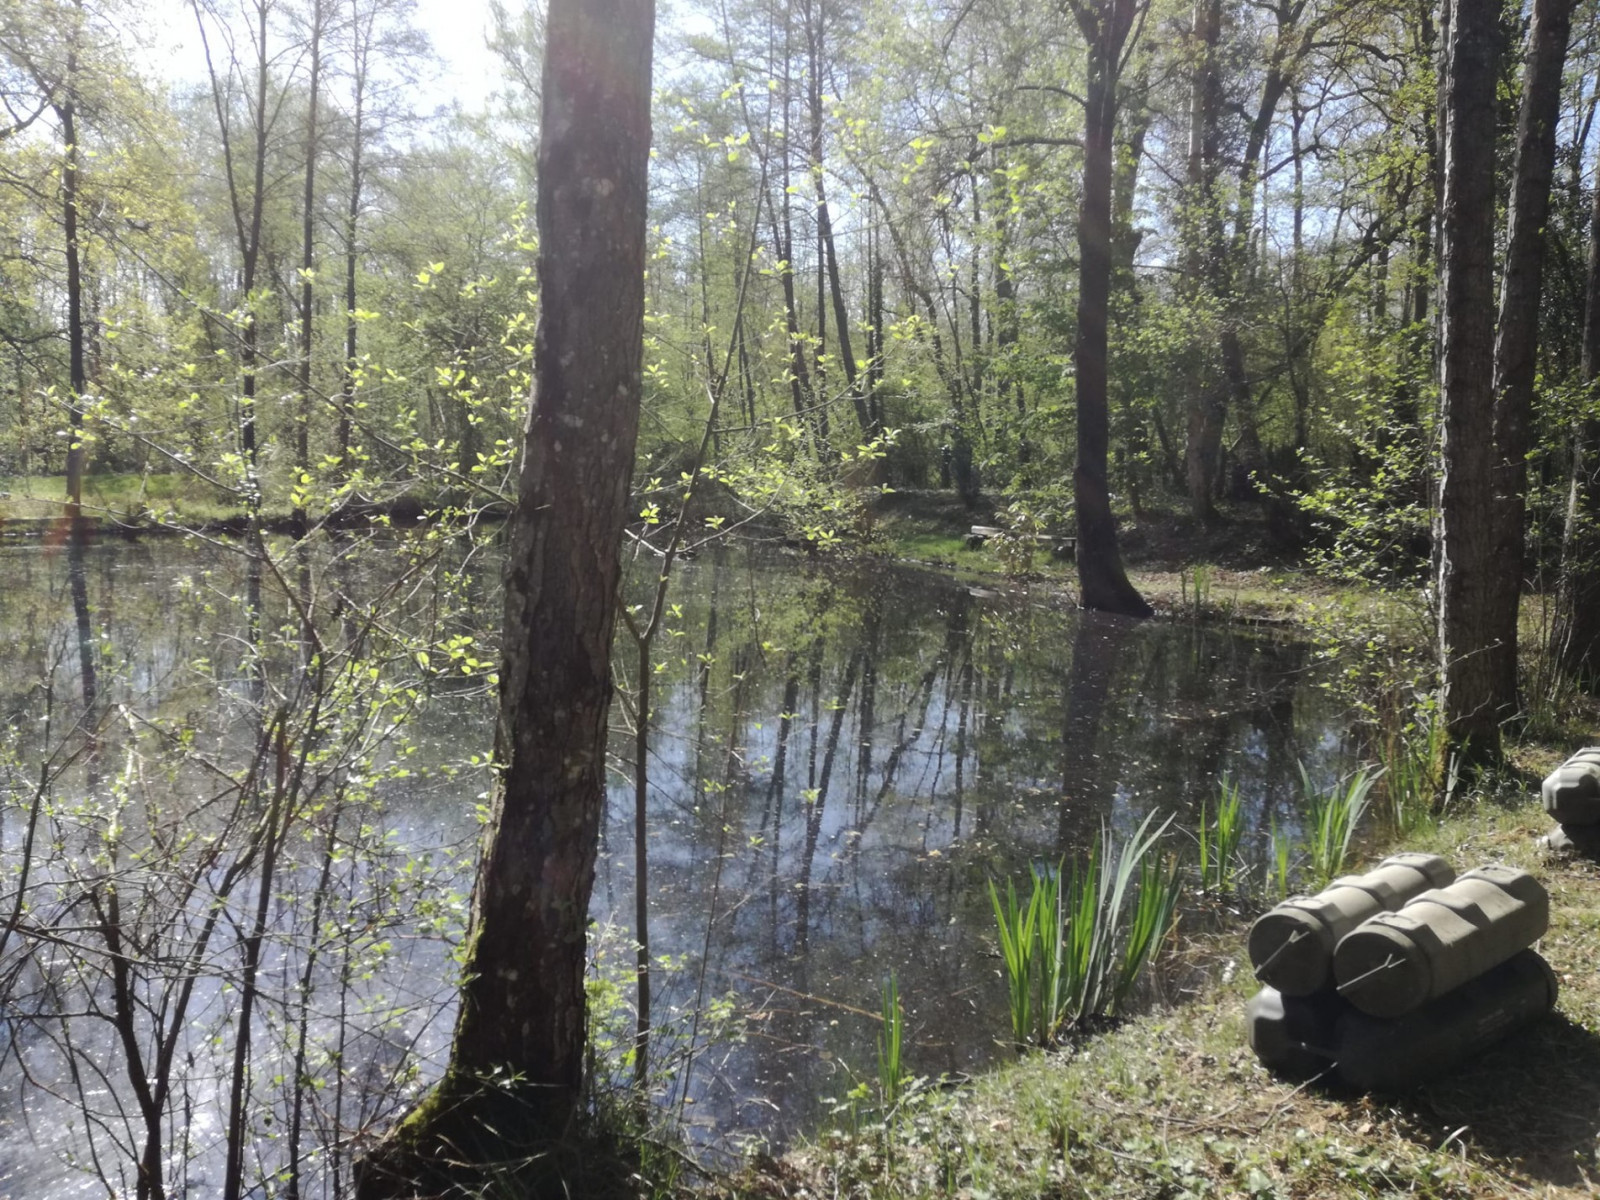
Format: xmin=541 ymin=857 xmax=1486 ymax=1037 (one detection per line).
xmin=354 ymin=1072 xmax=638 ymax=1200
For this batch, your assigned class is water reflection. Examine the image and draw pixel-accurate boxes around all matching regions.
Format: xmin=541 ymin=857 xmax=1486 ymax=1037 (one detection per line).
xmin=602 ymin=551 xmax=1341 ymax=1146
xmin=0 ymin=535 xmax=1350 ymax=1191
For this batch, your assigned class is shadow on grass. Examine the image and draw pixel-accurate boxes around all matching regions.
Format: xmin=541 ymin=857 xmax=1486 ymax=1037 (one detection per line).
xmin=1391 ymin=1011 xmax=1600 ymax=1188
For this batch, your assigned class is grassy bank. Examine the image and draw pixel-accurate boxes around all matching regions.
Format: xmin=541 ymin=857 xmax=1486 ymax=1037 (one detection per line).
xmin=0 ymin=472 xmax=243 ymax=525
xmin=712 ymin=793 xmax=1600 ymax=1200
xmin=872 ymin=492 xmax=1414 ymax=627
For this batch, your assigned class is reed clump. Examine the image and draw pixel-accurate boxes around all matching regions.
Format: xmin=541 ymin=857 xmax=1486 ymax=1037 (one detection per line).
xmin=1301 ymin=763 xmax=1381 ymax=889
xmin=1196 ymin=774 xmax=1246 ymax=894
xmin=989 ymin=812 xmax=1181 ymax=1049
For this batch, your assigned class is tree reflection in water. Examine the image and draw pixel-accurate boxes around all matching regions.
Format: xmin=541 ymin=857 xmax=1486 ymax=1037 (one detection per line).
xmin=0 ymin=537 xmax=1348 ymax=1191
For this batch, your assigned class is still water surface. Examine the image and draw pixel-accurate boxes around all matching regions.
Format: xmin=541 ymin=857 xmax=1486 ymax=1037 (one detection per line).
xmin=0 ymin=533 xmax=1353 ymax=1192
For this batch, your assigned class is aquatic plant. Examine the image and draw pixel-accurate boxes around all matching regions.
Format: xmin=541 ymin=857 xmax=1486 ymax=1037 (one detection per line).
xmin=988 ymin=876 xmax=1038 ymax=1048
xmin=1115 ymin=851 xmax=1185 ymax=1013
xmin=1301 ymin=763 xmax=1381 ymax=889
xmin=1180 ymin=562 xmax=1213 ymax=617
xmin=991 ymin=812 xmax=1180 ymax=1048
xmin=878 ymin=971 xmax=906 ymax=1112
xmin=1196 ymin=774 xmax=1246 ymax=893
xmin=1268 ymin=816 xmax=1294 ymax=899
xmin=1378 ymin=706 xmax=1446 ymax=835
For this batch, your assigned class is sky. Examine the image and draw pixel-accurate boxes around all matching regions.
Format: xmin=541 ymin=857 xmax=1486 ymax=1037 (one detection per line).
xmin=408 ymin=0 xmax=500 ymax=112
xmin=139 ymin=0 xmax=503 ymax=115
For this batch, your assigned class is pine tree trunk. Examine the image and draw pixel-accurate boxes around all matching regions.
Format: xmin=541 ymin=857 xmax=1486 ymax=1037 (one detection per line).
xmin=1485 ymin=0 xmax=1574 ymax=714
xmin=1435 ymin=0 xmax=1502 ymax=763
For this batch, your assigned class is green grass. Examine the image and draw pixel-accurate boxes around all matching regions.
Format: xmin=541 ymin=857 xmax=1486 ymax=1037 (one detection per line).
xmin=886 ymin=531 xmax=974 ymax=561
xmin=882 ymin=526 xmax=1080 ymax=581
xmin=742 ymin=798 xmax=1598 ymax=1200
xmin=0 ymin=472 xmax=242 ymax=523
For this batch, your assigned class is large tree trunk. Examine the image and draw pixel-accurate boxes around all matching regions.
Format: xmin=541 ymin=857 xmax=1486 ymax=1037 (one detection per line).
xmin=1435 ymin=0 xmax=1501 ymax=764
xmin=1485 ymin=0 xmax=1574 ymax=715
xmin=1181 ymin=0 xmax=1223 ymax=522
xmin=355 ymin=0 xmax=653 ymax=1191
xmin=1073 ymin=0 xmax=1152 ymax=618
xmin=1553 ymin=115 xmax=1600 ymax=684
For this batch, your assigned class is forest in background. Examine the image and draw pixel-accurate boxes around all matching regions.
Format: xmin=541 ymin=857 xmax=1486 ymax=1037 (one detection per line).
xmin=6 ymin=0 xmax=1597 ymax=575
xmin=3 ymin=3 xmax=1597 ymax=568
xmin=7 ymin=0 xmax=1600 ymax=663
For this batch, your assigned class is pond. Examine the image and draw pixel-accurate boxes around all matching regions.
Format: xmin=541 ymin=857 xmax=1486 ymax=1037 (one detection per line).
xmin=0 ymin=530 xmax=1354 ymax=1195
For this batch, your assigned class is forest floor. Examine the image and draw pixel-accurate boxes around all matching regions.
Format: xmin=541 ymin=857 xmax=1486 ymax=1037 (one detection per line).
xmin=703 ymin=493 xmax=1600 ymax=1200
xmin=873 ymin=488 xmax=1412 ymax=626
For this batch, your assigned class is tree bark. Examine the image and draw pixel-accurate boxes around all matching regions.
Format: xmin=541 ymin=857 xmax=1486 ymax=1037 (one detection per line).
xmin=1072 ymin=0 xmax=1152 ymax=618
xmin=868 ymin=175 xmax=979 ymax=502
xmin=1485 ymin=0 xmax=1574 ymax=716
xmin=59 ymin=27 xmax=86 ymax=513
xmin=340 ymin=73 xmax=362 ymax=467
xmin=1181 ymin=0 xmax=1223 ymax=522
xmin=1435 ymin=0 xmax=1501 ymax=764
xmin=296 ymin=0 xmax=324 ymax=533
xmin=196 ymin=0 xmax=272 ymax=499
xmin=1181 ymin=0 xmax=1301 ymax=518
xmin=356 ymin=0 xmax=653 ymax=1190
xmin=1554 ymin=96 xmax=1600 ymax=684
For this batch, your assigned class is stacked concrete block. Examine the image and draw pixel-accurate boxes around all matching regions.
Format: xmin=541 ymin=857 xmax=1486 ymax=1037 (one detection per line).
xmin=1246 ymin=861 xmax=1556 ymax=1090
xmin=1246 ymin=853 xmax=1455 ymax=995
xmin=1540 ymin=748 xmax=1600 ymax=854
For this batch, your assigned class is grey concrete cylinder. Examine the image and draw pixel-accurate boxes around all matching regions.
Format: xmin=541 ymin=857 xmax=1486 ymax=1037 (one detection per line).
xmin=1335 ymin=950 xmax=1557 ymax=1090
xmin=1247 ymin=952 xmax=1557 ymax=1090
xmin=1247 ymin=852 xmax=1456 ymax=995
xmin=1542 ymin=747 xmax=1600 ymax=826
xmin=1333 ymin=865 xmax=1549 ymax=1018
xmin=1245 ymin=986 xmax=1342 ymax=1078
